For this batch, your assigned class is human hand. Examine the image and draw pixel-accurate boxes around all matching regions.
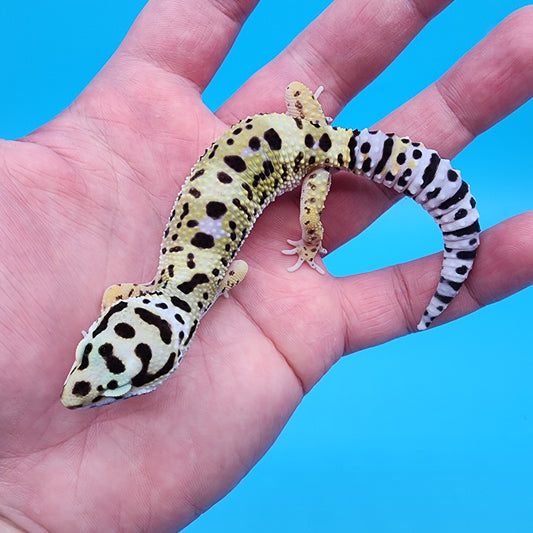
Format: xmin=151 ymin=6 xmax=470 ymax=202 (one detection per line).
xmin=0 ymin=0 xmax=532 ymax=531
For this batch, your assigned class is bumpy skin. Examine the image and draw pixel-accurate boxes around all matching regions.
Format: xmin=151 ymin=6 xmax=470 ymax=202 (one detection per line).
xmin=61 ymin=82 xmax=480 ymax=409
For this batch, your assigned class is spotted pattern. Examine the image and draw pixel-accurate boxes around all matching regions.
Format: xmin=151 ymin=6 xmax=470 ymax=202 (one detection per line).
xmin=61 ymin=82 xmax=480 ymax=409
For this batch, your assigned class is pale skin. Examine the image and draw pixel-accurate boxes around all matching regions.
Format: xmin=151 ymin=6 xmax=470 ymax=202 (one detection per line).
xmin=1 ymin=0 xmax=532 ymax=530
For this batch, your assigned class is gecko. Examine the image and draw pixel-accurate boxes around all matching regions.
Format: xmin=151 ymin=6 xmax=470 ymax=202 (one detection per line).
xmin=61 ymin=82 xmax=480 ymax=409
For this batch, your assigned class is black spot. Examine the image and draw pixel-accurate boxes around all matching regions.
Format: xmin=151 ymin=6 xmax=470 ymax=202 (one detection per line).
xmin=99 ymin=343 xmax=126 ymax=374
xmin=175 ymin=314 xmax=185 ymax=325
xmin=396 ymin=152 xmax=406 ymax=165
xmin=217 ymin=171 xmax=233 ymax=184
xmin=131 ymin=348 xmax=176 ymax=388
xmin=456 ymin=249 xmax=478 ymax=260
xmin=347 ymin=133 xmax=358 ymax=170
xmin=294 ymin=117 xmax=303 ymax=129
xmin=362 ymin=158 xmax=372 ymax=173
xmin=134 ymin=307 xmax=172 ymax=345
xmin=412 ymin=149 xmax=423 ymax=160
xmin=448 ymin=280 xmax=464 ymax=291
xmin=305 ymin=134 xmax=314 ymax=148
xmin=426 ymin=187 xmax=441 ymax=200
xmin=180 ymin=203 xmax=189 ymax=220
xmin=187 ymin=219 xmax=198 ymax=228
xmin=232 ymin=198 xmax=251 ymax=219
xmin=233 ymin=127 xmax=243 ymax=135
xmin=134 ymin=343 xmax=152 ymax=365
xmin=447 ymin=169 xmax=459 ymax=182
xmin=443 ymin=220 xmax=481 ymax=237
xmin=208 ymin=144 xmax=219 ymax=159
xmin=72 ymin=381 xmax=91 ymax=397
xmin=373 ymin=137 xmax=394 ymax=175
xmin=318 ymin=133 xmax=332 ymax=152
xmin=224 ymin=155 xmax=247 ymax=172
xmin=183 ymin=319 xmax=198 ymax=346
xmin=177 ymin=273 xmax=210 ymax=294
xmin=190 ymin=169 xmax=205 ymax=181
xmin=397 ymin=168 xmax=412 ymax=188
xmin=456 ymin=265 xmax=468 ymax=275
xmin=212 ymin=268 xmax=220 ymax=276
xmin=435 ymin=292 xmax=454 ymax=304
xmin=114 ymin=323 xmax=136 ymax=339
xmin=170 ymin=296 xmax=191 ymax=313
xmin=206 ymin=201 xmax=228 ymax=219
xmin=168 ymin=265 xmax=175 ymax=278
xmin=421 ymin=152 xmax=440 ymax=189
xmin=360 ymin=141 xmax=371 ymax=154
xmin=438 ymin=182 xmax=469 ymax=210
xmin=78 ymin=343 xmax=92 ymax=370
xmin=454 ymin=208 xmax=468 ymax=220
xmin=189 ymin=188 xmax=201 ymax=198
xmin=264 ymin=128 xmax=282 ymax=150
xmin=242 ymin=183 xmax=253 ymax=200
xmin=169 ymin=246 xmax=184 ymax=253
xmin=226 ymin=138 xmax=234 ymax=146
xmin=248 ymin=136 xmax=261 ymax=151
xmin=293 ymin=151 xmax=304 ymax=172
xmin=92 ymin=301 xmax=128 ymax=338
xmin=191 ymin=232 xmax=215 ymax=249
xmin=263 ymin=159 xmax=274 ymax=176
xmin=337 ymin=154 xmax=344 ymax=166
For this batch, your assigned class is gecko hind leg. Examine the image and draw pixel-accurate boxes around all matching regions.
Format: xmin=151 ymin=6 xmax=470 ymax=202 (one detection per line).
xmin=285 ymin=81 xmax=330 ymax=126
xmin=282 ymin=168 xmax=331 ymax=275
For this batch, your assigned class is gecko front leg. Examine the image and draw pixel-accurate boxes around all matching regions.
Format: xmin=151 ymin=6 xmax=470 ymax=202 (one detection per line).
xmin=219 ymin=259 xmax=249 ymax=297
xmin=101 ymin=282 xmax=153 ymax=311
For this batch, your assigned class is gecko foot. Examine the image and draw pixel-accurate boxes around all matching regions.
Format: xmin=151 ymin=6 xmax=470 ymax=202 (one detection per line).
xmin=282 ymin=239 xmax=327 ymax=275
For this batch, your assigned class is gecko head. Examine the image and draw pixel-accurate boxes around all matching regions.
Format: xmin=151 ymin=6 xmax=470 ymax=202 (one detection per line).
xmin=61 ymin=296 xmax=195 ymax=409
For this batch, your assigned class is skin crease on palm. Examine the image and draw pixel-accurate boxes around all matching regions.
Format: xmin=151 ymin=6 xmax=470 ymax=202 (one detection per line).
xmin=0 ymin=0 xmax=532 ymax=530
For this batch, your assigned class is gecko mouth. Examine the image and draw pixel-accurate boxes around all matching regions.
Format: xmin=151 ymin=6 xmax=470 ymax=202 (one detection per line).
xmin=60 ymin=379 xmax=133 ymax=409
xmin=101 ymin=381 xmax=132 ymax=398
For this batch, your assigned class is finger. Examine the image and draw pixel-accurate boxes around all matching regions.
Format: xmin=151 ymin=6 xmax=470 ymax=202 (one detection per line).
xmin=377 ymin=6 xmax=533 ymax=157
xmin=320 ymin=6 xmax=533 ymax=252
xmin=217 ymin=0 xmax=453 ymax=122
xmin=338 ymin=211 xmax=533 ymax=353
xmin=114 ymin=0 xmax=259 ymax=90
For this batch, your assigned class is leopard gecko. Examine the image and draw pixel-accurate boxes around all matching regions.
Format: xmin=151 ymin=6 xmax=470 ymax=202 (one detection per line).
xmin=61 ymin=82 xmax=480 ymax=409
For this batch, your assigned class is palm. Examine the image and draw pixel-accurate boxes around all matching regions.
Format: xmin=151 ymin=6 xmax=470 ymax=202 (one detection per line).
xmin=1 ymin=1 xmax=532 ymax=531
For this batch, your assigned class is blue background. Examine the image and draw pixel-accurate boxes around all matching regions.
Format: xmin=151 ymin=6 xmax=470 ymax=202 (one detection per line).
xmin=1 ymin=1 xmax=531 ymax=531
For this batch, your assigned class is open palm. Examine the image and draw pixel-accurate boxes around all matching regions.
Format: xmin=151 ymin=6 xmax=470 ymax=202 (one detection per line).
xmin=1 ymin=0 xmax=532 ymax=531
